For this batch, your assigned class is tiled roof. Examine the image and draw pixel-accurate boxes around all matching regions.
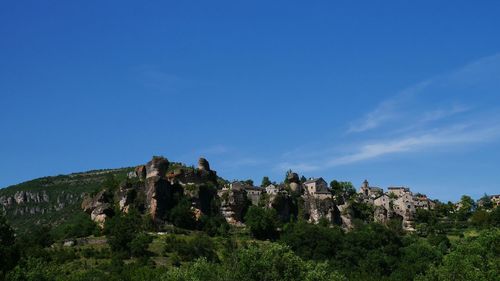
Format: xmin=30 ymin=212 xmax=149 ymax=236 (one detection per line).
xmin=304 ymin=177 xmax=325 ymax=184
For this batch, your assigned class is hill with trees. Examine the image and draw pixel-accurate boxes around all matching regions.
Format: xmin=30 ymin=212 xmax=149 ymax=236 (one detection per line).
xmin=0 ymin=155 xmax=498 ymax=281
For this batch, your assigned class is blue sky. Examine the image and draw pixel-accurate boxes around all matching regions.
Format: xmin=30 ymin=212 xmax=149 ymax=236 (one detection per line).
xmin=1 ymin=1 xmax=500 ymax=201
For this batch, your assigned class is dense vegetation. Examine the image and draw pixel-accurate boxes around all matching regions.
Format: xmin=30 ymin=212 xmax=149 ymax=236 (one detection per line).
xmin=0 ymin=173 xmax=499 ymax=281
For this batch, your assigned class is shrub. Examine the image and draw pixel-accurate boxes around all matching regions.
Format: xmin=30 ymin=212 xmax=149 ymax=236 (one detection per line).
xmin=104 ymin=211 xmax=143 ymax=256
xmin=244 ymin=206 xmax=279 ymax=240
xmin=169 ymin=199 xmax=197 ymax=230
xmin=130 ymin=233 xmax=153 ymax=257
xmin=164 ymin=233 xmax=218 ymax=262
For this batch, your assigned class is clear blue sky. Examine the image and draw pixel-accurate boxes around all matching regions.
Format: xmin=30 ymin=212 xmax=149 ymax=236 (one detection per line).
xmin=1 ymin=1 xmax=500 ymax=202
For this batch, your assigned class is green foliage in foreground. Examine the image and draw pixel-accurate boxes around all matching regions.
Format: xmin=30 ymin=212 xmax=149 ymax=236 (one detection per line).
xmin=4 ymin=243 xmax=347 ymax=281
xmin=1 ymin=199 xmax=499 ymax=281
xmin=416 ymin=229 xmax=500 ymax=281
xmin=0 ymin=210 xmax=19 ymax=279
xmin=244 ymin=206 xmax=280 ymax=240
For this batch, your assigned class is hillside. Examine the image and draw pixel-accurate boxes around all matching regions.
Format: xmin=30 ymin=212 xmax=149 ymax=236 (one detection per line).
xmin=0 ymin=168 xmax=132 ymax=234
xmin=0 ymin=156 xmax=498 ymax=281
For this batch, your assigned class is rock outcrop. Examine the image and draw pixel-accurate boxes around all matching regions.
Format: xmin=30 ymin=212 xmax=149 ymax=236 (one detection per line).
xmin=167 ymin=158 xmax=218 ymax=186
xmin=82 ymin=156 xmax=221 ymax=226
xmin=218 ymin=185 xmax=248 ymax=225
xmin=146 ymin=156 xmax=169 ymax=179
xmin=287 ymin=171 xmax=302 ymax=193
xmin=81 ymin=190 xmax=114 ymax=227
xmin=268 ymin=192 xmax=296 ymax=222
xmin=302 ymin=195 xmax=341 ymax=225
xmin=198 ymin=158 xmax=210 ymax=171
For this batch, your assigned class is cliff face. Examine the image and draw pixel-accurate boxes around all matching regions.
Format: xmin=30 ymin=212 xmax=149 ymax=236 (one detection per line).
xmin=218 ymin=187 xmax=248 ymax=225
xmin=301 ymin=195 xmax=342 ymax=225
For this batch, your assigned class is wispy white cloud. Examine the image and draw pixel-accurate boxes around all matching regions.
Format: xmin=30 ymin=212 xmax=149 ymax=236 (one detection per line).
xmin=278 ymin=53 xmax=500 ymax=173
xmin=347 ymin=80 xmax=430 ymax=133
xmin=347 ymin=53 xmax=500 ymax=134
xmin=280 ymin=122 xmax=500 ymax=172
xmin=330 ymin=124 xmax=500 ymax=166
xmin=420 ymin=104 xmax=471 ymax=123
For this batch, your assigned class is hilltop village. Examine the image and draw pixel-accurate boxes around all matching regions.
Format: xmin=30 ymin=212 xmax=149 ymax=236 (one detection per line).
xmin=219 ymin=177 xmax=437 ymax=231
xmin=81 ymin=156 xmax=448 ymax=231
xmin=0 ymin=155 xmax=498 ymax=281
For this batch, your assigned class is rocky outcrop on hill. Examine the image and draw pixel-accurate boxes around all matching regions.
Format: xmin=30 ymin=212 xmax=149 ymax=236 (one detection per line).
xmin=0 ymin=191 xmax=50 ymax=207
xmin=82 ymin=156 xmax=221 ymax=226
xmin=218 ymin=185 xmax=248 ymax=225
xmin=287 ymin=172 xmax=302 ymax=193
xmin=146 ymin=156 xmax=169 ymax=179
xmin=268 ymin=192 xmax=296 ymax=222
xmin=167 ymin=158 xmax=218 ymax=186
xmin=302 ymin=195 xmax=341 ymax=225
xmin=82 ymin=190 xmax=114 ymax=227
xmin=198 ymin=158 xmax=210 ymax=171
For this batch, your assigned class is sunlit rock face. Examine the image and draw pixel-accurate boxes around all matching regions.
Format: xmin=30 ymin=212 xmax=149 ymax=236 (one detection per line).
xmin=81 ymin=190 xmax=113 ymax=228
xmin=218 ymin=185 xmax=248 ymax=225
xmin=302 ymin=195 xmax=341 ymax=225
xmin=146 ymin=156 xmax=169 ymax=179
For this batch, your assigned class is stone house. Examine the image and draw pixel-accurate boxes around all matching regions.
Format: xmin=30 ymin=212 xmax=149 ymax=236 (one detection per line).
xmin=230 ymin=182 xmax=262 ymax=206
xmin=244 ymin=185 xmax=262 ymax=206
xmin=491 ymin=195 xmax=500 ymax=207
xmin=393 ymin=193 xmax=415 ymax=230
xmin=265 ymin=184 xmax=279 ymax=195
xmin=387 ymin=187 xmax=411 ymax=198
xmin=359 ymin=180 xmax=383 ymax=204
xmin=413 ymin=194 xmax=431 ymax=210
xmin=303 ymin=178 xmax=331 ymax=199
xmin=373 ymin=194 xmax=391 ymax=210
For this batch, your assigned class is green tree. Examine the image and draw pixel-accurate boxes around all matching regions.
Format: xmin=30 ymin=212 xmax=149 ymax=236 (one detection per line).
xmin=129 ymin=233 xmax=153 ymax=257
xmin=0 ymin=210 xmax=19 ymax=278
xmin=164 ymin=234 xmax=218 ymax=262
xmin=416 ymin=229 xmax=499 ymax=281
xmin=390 ymin=240 xmax=442 ymax=280
xmin=261 ymin=176 xmax=272 ymax=187
xmin=304 ymin=262 xmax=347 ymax=281
xmin=329 ymin=180 xmax=356 ymax=204
xmin=244 ymin=206 xmax=279 ymax=240
xmin=300 ymin=176 xmax=307 ymax=184
xmin=470 ymin=209 xmax=490 ymax=228
xmin=169 ymin=198 xmax=197 ymax=230
xmin=478 ymin=194 xmax=493 ymax=210
xmin=456 ymin=195 xmax=475 ymax=221
xmin=280 ymin=221 xmax=343 ymax=261
xmin=232 ymin=243 xmax=304 ymax=281
xmin=104 ymin=210 xmax=143 ymax=256
xmin=243 ymin=179 xmax=254 ymax=186
xmin=200 ymin=214 xmax=230 ymax=236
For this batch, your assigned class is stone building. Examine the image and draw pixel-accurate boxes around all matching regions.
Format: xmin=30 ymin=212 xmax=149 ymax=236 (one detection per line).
xmin=393 ymin=192 xmax=415 ymax=230
xmin=218 ymin=183 xmax=248 ymax=225
xmin=413 ymin=194 xmax=432 ymax=210
xmin=359 ymin=180 xmax=383 ymax=203
xmin=265 ymin=184 xmax=279 ymax=195
xmin=303 ymin=178 xmax=331 ymax=199
xmin=387 ymin=186 xmax=411 ymax=197
xmin=244 ymin=185 xmax=263 ymax=206
xmin=491 ymin=195 xmax=500 ymax=207
xmin=373 ymin=194 xmax=391 ymax=210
